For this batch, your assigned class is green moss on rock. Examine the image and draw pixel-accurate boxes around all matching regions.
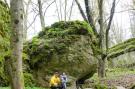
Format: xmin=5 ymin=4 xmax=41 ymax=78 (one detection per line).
xmin=25 ymin=21 xmax=97 ymax=87
xmin=108 ymin=38 xmax=135 ymax=58
xmin=38 ymin=21 xmax=95 ymax=38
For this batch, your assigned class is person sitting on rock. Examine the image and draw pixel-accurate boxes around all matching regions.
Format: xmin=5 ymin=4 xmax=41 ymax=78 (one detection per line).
xmin=50 ymin=72 xmax=61 ymax=89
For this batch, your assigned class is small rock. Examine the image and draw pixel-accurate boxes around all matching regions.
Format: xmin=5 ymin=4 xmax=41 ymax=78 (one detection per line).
xmin=116 ymin=86 xmax=126 ymax=89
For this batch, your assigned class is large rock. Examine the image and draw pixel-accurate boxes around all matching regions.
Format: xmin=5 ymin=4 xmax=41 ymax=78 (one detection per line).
xmin=25 ymin=21 xmax=97 ymax=86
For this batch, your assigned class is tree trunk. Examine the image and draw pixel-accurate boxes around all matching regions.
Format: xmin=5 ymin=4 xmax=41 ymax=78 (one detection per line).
xmin=98 ymin=0 xmax=106 ymax=78
xmin=10 ymin=0 xmax=24 ymax=89
xmin=98 ymin=56 xmax=106 ymax=78
xmin=38 ymin=0 xmax=45 ymax=30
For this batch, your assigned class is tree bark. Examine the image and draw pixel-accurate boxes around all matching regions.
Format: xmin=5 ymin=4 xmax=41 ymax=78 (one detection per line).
xmin=10 ymin=0 xmax=24 ymax=89
xmin=98 ymin=57 xmax=106 ymax=78
xmin=38 ymin=0 xmax=45 ymax=30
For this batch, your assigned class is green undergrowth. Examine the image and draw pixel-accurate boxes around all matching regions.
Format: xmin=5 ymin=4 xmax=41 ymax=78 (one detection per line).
xmin=0 ymin=87 xmax=48 ymax=89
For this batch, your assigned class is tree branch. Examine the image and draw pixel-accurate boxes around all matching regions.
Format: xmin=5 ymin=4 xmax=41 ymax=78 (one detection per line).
xmin=44 ymin=0 xmax=55 ymax=17
xmin=106 ymin=0 xmax=116 ymax=52
xmin=75 ymin=0 xmax=88 ymax=22
xmin=98 ymin=0 xmax=104 ymax=49
xmin=27 ymin=13 xmax=39 ymax=30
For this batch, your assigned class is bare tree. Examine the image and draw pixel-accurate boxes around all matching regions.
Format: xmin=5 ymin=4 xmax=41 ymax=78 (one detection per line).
xmin=98 ymin=0 xmax=116 ymax=78
xmin=24 ymin=0 xmax=31 ymax=40
xmin=55 ymin=0 xmax=61 ymax=21
xmin=68 ymin=0 xmax=75 ymax=20
xmin=64 ymin=0 xmax=67 ymax=21
xmin=106 ymin=0 xmax=116 ymax=51
xmin=38 ymin=0 xmax=45 ymax=30
xmin=10 ymin=0 xmax=24 ymax=89
xmin=59 ymin=0 xmax=63 ymax=20
xmin=129 ymin=0 xmax=135 ymax=37
xmin=75 ymin=0 xmax=116 ymax=78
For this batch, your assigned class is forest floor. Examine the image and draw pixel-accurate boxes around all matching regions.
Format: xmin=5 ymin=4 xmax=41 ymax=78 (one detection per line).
xmin=0 ymin=87 xmax=49 ymax=89
xmin=1 ymin=68 xmax=135 ymax=89
xmin=97 ymin=74 xmax=135 ymax=88
xmin=85 ymin=68 xmax=135 ymax=89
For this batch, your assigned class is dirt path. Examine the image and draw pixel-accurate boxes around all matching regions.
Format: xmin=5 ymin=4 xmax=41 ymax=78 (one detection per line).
xmin=86 ymin=74 xmax=135 ymax=89
xmin=101 ymin=74 xmax=135 ymax=88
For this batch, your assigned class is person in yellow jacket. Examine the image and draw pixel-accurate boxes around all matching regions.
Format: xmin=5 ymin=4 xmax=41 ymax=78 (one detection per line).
xmin=50 ymin=72 xmax=61 ymax=89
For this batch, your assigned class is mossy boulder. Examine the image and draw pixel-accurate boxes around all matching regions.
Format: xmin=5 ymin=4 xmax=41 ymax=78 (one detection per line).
xmin=25 ymin=21 xmax=97 ymax=87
